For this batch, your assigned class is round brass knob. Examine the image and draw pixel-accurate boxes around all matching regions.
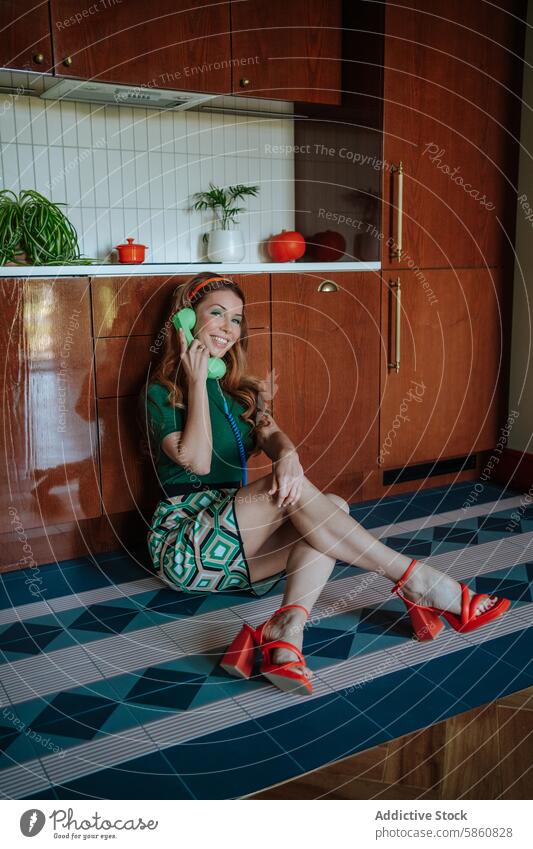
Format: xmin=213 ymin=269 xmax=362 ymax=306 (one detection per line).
xmin=63 ymin=56 xmax=73 ymax=67
xmin=33 ymin=53 xmax=45 ymax=65
xmin=317 ymin=279 xmax=339 ymax=293
xmin=240 ymin=78 xmax=250 ymax=88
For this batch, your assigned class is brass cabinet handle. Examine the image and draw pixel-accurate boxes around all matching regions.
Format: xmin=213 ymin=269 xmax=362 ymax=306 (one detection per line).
xmin=33 ymin=53 xmax=45 ymax=64
xmin=317 ymin=279 xmax=339 ymax=292
xmin=63 ymin=56 xmax=73 ymax=67
xmin=390 ymin=161 xmax=404 ymax=261
xmin=387 ymin=277 xmax=401 ymax=372
xmin=240 ymin=78 xmax=250 ymax=88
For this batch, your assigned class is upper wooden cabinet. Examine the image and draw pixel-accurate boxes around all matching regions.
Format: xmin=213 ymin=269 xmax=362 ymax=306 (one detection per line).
xmin=0 ymin=0 xmax=53 ymax=72
xmin=0 ymin=278 xmax=101 ymax=534
xmin=45 ymin=0 xmax=342 ymax=104
xmin=381 ymin=0 xmax=526 ymax=269
xmin=49 ymin=0 xmax=232 ymax=93
xmin=231 ymin=0 xmax=342 ymax=104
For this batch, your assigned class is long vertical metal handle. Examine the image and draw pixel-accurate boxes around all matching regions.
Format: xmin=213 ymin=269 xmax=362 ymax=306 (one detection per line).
xmin=390 ymin=161 xmax=404 ymax=262
xmin=387 ymin=277 xmax=401 ymax=372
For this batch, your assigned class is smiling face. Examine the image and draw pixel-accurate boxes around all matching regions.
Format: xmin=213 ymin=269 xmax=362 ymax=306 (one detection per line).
xmin=193 ymin=289 xmax=244 ymax=357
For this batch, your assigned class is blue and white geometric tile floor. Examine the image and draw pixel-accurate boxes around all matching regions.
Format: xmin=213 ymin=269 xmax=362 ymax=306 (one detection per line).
xmin=0 ymin=480 xmax=531 ymax=799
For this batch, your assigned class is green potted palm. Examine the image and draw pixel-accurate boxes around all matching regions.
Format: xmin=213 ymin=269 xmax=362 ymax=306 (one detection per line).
xmin=191 ymin=182 xmax=259 ymax=262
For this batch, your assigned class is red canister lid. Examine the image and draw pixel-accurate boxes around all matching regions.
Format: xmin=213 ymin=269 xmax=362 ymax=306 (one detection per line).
xmin=116 ymin=237 xmax=147 ymax=249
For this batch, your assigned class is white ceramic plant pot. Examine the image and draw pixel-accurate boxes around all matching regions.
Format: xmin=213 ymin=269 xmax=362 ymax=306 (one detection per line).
xmin=207 ymin=230 xmax=245 ymax=262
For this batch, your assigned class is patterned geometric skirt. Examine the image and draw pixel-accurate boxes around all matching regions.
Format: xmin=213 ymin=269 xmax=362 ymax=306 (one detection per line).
xmin=147 ymin=486 xmax=285 ymax=597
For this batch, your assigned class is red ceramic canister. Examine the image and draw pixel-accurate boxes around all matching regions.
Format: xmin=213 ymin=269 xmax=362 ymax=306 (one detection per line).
xmin=115 ymin=238 xmax=147 ymax=264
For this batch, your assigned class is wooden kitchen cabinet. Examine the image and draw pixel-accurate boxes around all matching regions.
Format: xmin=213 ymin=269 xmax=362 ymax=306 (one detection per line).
xmin=378 ymin=267 xmax=511 ymax=470
xmin=231 ymin=0 xmax=342 ymax=104
xmin=49 ymin=0 xmax=232 ymax=93
xmin=382 ymin=0 xmax=526 ymax=270
xmin=0 ymin=277 xmax=101 ymax=535
xmin=271 ymin=272 xmax=381 ymax=499
xmin=0 ymin=0 xmax=53 ymax=72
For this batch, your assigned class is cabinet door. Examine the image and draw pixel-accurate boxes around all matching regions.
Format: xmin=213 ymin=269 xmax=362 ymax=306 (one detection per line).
xmin=382 ymin=0 xmax=525 ymax=269
xmin=271 ymin=272 xmax=380 ymax=498
xmin=0 ymin=278 xmax=101 ymax=533
xmin=378 ymin=268 xmax=510 ymax=469
xmin=231 ymin=0 xmax=342 ymax=104
xmin=0 ymin=0 xmax=53 ymax=72
xmin=50 ymin=0 xmax=231 ymax=93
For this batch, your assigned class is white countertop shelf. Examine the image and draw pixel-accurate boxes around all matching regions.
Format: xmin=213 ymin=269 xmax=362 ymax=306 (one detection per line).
xmin=0 ymin=261 xmax=381 ymax=278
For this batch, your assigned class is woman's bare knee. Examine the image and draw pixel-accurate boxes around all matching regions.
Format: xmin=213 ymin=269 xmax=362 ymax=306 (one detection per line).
xmin=233 ymin=472 xmax=290 ymax=559
xmin=290 ymin=477 xmax=349 ymax=513
xmin=325 ymin=492 xmax=350 ymax=513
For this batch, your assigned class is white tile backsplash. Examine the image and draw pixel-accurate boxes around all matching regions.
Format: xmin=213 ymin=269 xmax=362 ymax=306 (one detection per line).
xmin=17 ymin=143 xmax=35 ymax=188
xmin=117 ymin=106 xmax=134 ymax=150
xmin=0 ymin=94 xmax=294 ymax=262
xmin=14 ymin=97 xmax=32 ymax=145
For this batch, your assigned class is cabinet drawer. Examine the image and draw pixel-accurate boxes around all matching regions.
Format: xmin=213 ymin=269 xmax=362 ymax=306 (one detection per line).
xmin=91 ymin=276 xmax=185 ymax=338
xmin=91 ymin=274 xmax=270 ymax=338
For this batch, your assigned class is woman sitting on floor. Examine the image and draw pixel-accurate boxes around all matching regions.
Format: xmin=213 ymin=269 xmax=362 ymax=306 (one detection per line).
xmin=139 ymin=272 xmax=511 ymax=696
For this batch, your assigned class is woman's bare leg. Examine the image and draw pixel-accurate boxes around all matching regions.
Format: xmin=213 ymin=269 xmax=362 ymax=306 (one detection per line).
xmin=263 ymin=495 xmax=350 ymax=679
xmin=235 ymin=473 xmax=495 ymax=619
xmin=284 ymin=476 xmax=495 ymax=616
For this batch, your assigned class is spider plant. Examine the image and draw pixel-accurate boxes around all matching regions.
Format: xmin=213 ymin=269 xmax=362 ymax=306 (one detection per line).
xmin=0 ymin=189 xmax=94 ymax=265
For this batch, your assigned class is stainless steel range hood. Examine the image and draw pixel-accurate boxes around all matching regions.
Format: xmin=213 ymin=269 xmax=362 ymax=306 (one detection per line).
xmin=40 ymin=78 xmax=216 ymax=111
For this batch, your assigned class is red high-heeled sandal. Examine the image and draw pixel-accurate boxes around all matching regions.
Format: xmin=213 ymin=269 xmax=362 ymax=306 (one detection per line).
xmin=220 ymin=603 xmax=312 ymax=695
xmin=391 ymin=558 xmax=511 ymax=641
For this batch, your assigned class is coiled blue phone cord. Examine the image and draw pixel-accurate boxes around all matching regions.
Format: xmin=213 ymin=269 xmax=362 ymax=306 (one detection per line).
xmin=215 ymin=380 xmax=248 ymax=487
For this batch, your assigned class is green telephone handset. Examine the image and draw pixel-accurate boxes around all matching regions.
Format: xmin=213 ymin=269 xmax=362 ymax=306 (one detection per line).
xmin=171 ymin=308 xmax=227 ymax=379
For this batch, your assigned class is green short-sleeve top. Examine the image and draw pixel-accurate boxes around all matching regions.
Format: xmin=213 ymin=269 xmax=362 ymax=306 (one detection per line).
xmin=145 ymin=380 xmax=257 ymax=488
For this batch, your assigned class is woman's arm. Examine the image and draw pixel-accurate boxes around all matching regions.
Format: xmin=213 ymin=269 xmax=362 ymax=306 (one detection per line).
xmin=255 ymin=404 xmax=304 ymax=507
xmin=162 ymin=328 xmax=213 ymax=475
xmin=161 ymin=382 xmax=213 ymax=475
xmin=255 ymin=404 xmax=297 ymax=462
xmin=254 ymin=386 xmax=297 ymax=461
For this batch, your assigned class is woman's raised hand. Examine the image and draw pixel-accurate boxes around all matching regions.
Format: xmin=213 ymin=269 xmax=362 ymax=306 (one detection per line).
xmin=178 ymin=327 xmax=209 ymax=386
xmin=269 ymin=450 xmax=304 ymax=508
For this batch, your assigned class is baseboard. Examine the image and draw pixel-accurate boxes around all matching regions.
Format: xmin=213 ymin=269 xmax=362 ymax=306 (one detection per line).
xmin=0 ymin=510 xmax=150 ymax=574
xmin=491 ymin=448 xmax=533 ymax=493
